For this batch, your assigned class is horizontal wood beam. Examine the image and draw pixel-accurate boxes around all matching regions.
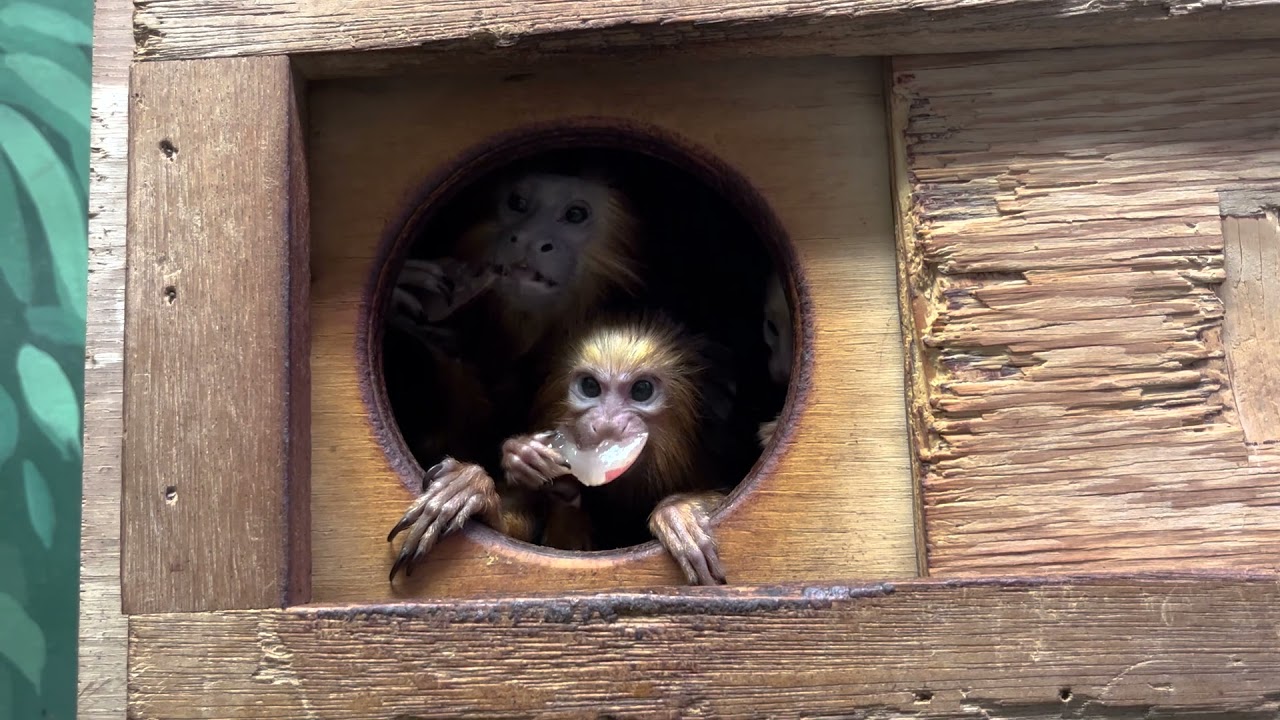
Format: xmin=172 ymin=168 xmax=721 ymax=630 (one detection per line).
xmin=135 ymin=0 xmax=1280 ymax=68
xmin=130 ymin=574 xmax=1280 ymax=717
xmin=123 ymin=56 xmax=311 ymax=613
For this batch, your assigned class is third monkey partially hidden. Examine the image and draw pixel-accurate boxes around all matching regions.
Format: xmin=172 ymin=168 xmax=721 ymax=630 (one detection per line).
xmin=389 ymin=313 xmax=737 ymax=585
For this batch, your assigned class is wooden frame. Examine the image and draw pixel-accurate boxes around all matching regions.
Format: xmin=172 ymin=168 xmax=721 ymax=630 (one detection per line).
xmin=83 ymin=1 xmax=1280 ymax=716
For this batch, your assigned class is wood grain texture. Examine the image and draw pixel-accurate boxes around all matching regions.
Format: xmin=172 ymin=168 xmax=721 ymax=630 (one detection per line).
xmin=891 ymin=41 xmax=1280 ymax=576
xmin=79 ymin=0 xmax=132 ymax=713
xmin=123 ymin=57 xmax=311 ymax=613
xmin=133 ymin=0 xmax=1280 ymax=66
xmin=309 ymin=56 xmax=916 ymax=602
xmin=1221 ymin=208 xmax=1280 ymax=446
xmin=128 ymin=574 xmax=1280 ymax=718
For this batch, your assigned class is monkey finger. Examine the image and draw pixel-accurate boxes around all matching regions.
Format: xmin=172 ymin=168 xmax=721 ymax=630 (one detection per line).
xmin=451 ymin=494 xmax=488 ymax=534
xmin=505 ymin=456 xmax=550 ymax=488
xmin=386 ymin=492 xmax=431 ymax=542
xmin=390 ymin=288 xmax=426 ymax=321
xmin=532 ymin=443 xmax=571 ymax=472
xmin=696 ymin=530 xmax=727 ymax=585
xmin=673 ymin=515 xmax=720 ymax=586
xmin=657 ymin=513 xmax=708 ymax=585
xmin=532 ymin=452 xmax=571 ymax=480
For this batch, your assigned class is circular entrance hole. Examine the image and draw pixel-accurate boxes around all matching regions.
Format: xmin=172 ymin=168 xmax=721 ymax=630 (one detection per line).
xmin=361 ymin=119 xmax=807 ymax=559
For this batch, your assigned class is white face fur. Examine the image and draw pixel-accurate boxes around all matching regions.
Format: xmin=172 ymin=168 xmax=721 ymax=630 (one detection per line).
xmin=488 ymin=172 xmax=614 ymax=302
xmin=762 ymin=272 xmax=792 ymax=386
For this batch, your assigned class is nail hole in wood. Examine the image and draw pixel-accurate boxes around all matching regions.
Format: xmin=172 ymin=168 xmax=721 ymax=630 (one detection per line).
xmin=163 ymin=486 xmax=178 ymax=503
xmin=163 ymin=285 xmax=177 ymax=304
xmin=1059 ymin=687 xmax=1072 ymax=702
xmin=914 ymin=690 xmax=933 ymax=704
xmin=159 ymin=139 xmax=178 ymax=159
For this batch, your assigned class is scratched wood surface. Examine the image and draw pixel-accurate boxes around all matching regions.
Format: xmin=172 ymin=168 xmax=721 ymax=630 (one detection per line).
xmin=309 ymin=56 xmax=917 ymax=602
xmin=132 ymin=0 xmax=1280 ymax=65
xmin=123 ymin=57 xmax=311 ymax=613
xmin=79 ymin=0 xmax=131 ymax=712
xmin=891 ymin=41 xmax=1280 ymax=576
xmin=128 ymin=574 xmax=1280 ymax=718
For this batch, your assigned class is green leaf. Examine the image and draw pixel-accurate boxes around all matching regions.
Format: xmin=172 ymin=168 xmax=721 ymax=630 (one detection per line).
xmin=22 ymin=462 xmax=55 ymax=550
xmin=0 ymin=387 xmax=16 ymax=467
xmin=0 ymin=154 xmax=32 ymax=303
xmin=26 ymin=305 xmax=85 ymax=346
xmin=1 ymin=53 xmax=91 ymax=183
xmin=0 ymin=104 xmax=86 ymax=321
xmin=0 ymin=591 xmax=45 ymax=694
xmin=0 ymin=2 xmax=92 ymax=46
xmin=16 ymin=343 xmax=81 ymax=460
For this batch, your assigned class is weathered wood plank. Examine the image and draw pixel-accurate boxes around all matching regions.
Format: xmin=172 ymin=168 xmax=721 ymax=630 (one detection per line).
xmin=80 ymin=0 xmax=132 ymax=712
xmin=308 ymin=56 xmax=917 ymax=602
xmin=136 ymin=0 xmax=1280 ymax=66
xmin=891 ymin=41 xmax=1280 ymax=575
xmin=129 ymin=574 xmax=1280 ymax=718
xmin=1220 ymin=206 xmax=1280 ymax=447
xmin=123 ymin=56 xmax=311 ymax=613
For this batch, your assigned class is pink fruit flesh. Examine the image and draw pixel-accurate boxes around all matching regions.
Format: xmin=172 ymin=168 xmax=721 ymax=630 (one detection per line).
xmin=547 ymin=431 xmax=648 ymax=487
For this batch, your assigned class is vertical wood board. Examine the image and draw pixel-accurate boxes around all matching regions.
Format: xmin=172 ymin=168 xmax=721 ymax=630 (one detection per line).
xmin=308 ymin=56 xmax=917 ymax=601
xmin=123 ymin=56 xmax=311 ymax=613
xmin=891 ymin=41 xmax=1280 ymax=575
xmin=79 ymin=0 xmax=132 ymax=712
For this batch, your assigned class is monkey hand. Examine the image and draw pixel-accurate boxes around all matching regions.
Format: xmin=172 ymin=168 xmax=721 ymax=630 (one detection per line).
xmin=648 ymin=493 xmax=727 ymax=586
xmin=393 ymin=258 xmax=493 ymax=324
xmin=386 ymin=457 xmax=499 ymax=581
xmin=501 ymin=432 xmax=571 ymax=490
xmin=757 ymin=418 xmax=779 ymax=447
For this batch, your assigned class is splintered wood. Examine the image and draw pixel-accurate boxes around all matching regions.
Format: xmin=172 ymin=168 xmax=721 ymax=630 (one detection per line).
xmin=131 ymin=0 xmax=1280 ymax=65
xmin=128 ymin=576 xmax=1280 ymax=718
xmin=892 ymin=42 xmax=1280 ymax=575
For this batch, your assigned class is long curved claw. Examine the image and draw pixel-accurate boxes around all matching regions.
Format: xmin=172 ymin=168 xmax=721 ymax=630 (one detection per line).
xmin=386 ymin=457 xmax=499 ymax=582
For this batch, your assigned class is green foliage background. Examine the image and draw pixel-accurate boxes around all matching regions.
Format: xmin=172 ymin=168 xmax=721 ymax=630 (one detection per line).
xmin=0 ymin=0 xmax=91 ymax=717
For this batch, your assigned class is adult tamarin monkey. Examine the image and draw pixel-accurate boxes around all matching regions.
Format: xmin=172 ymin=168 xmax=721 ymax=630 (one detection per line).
xmin=383 ymin=166 xmax=644 ymax=478
xmin=757 ymin=270 xmax=792 ymax=446
xmin=388 ymin=313 xmax=738 ymax=586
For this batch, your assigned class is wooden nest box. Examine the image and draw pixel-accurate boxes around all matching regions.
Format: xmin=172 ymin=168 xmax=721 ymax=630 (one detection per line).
xmin=107 ymin=1 xmax=1280 ymax=716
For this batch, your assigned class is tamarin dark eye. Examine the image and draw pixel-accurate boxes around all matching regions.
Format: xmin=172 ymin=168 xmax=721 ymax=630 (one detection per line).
xmin=630 ymin=379 xmax=654 ymax=402
xmin=579 ymin=376 xmax=601 ymax=398
xmin=507 ymin=192 xmax=528 ymax=213
xmin=563 ymin=205 xmax=589 ymax=224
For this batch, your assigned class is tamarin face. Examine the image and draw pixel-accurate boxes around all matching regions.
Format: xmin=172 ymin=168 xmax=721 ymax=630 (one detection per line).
xmin=486 ymin=172 xmax=621 ymax=305
xmin=559 ymin=319 xmax=701 ymax=463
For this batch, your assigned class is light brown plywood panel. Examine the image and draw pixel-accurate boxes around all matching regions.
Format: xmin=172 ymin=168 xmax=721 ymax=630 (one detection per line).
xmin=309 ymin=56 xmax=916 ymax=602
xmin=129 ymin=575 xmax=1280 ymax=718
xmin=891 ymin=41 xmax=1280 ymax=575
xmin=132 ymin=0 xmax=1280 ymax=65
xmin=123 ymin=56 xmax=311 ymax=613
xmin=79 ymin=0 xmax=132 ymax=712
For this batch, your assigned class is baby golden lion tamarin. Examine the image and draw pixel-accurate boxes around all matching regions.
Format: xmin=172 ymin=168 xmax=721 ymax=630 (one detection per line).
xmin=388 ymin=313 xmax=737 ymax=586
